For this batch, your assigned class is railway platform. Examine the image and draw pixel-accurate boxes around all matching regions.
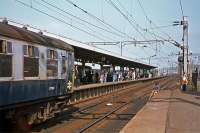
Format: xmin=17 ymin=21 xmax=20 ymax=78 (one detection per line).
xmin=120 ymin=85 xmax=200 ymax=133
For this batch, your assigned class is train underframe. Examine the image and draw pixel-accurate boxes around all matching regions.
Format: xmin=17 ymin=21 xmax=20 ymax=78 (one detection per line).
xmin=0 ymin=94 xmax=72 ymax=131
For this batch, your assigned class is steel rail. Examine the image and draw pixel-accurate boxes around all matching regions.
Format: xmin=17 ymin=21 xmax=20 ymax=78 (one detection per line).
xmin=76 ymin=88 xmax=161 ymax=133
xmin=76 ymin=77 xmax=172 ymax=133
xmin=76 ymin=100 xmax=131 ymax=133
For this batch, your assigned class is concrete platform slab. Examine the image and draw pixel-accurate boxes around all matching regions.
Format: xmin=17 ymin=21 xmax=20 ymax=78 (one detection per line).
xmin=120 ymin=90 xmax=171 ymax=133
xmin=120 ymin=87 xmax=200 ymax=133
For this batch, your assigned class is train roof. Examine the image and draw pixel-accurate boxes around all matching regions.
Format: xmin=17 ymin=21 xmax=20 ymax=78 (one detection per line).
xmin=0 ymin=21 xmax=73 ymax=51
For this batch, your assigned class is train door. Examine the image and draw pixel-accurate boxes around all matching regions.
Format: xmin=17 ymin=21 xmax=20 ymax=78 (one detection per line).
xmin=67 ymin=52 xmax=74 ymax=91
xmin=0 ymin=40 xmax=13 ymax=78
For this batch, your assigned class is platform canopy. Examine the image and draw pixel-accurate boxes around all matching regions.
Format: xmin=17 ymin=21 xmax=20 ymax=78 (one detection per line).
xmin=45 ymin=29 xmax=156 ymax=70
xmin=73 ymin=46 xmax=156 ymax=69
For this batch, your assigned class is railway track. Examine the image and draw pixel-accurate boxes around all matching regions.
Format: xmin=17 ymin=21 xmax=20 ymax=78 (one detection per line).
xmin=30 ymin=76 xmax=173 ymax=133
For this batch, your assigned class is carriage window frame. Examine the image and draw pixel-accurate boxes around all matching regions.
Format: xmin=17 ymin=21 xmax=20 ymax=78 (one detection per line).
xmin=47 ymin=49 xmax=58 ymax=78
xmin=0 ymin=40 xmax=13 ymax=55
xmin=0 ymin=39 xmax=13 ymax=78
xmin=23 ymin=45 xmax=39 ymax=78
xmin=61 ymin=51 xmax=67 ymax=74
xmin=23 ymin=45 xmax=39 ymax=58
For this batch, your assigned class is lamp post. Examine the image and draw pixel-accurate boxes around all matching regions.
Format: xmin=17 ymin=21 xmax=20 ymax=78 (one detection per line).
xmin=173 ymin=16 xmax=189 ymax=76
xmin=149 ymin=54 xmax=156 ymax=64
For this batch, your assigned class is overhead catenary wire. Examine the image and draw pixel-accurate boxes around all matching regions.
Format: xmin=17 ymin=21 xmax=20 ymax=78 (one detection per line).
xmin=64 ymin=0 xmax=174 ymax=60
xmin=116 ymin=0 xmax=162 ymax=58
xmin=106 ymin=0 xmax=148 ymax=41
xmin=64 ymin=0 xmax=137 ymax=41
xmin=33 ymin=0 xmax=147 ymax=61
xmin=148 ymin=24 xmax=176 ymax=30
xmin=106 ymin=0 xmax=170 ymax=57
xmin=16 ymin=0 xmax=180 ymax=66
xmin=105 ymin=0 xmax=159 ymax=59
xmin=3 ymin=17 xmax=141 ymax=62
xmin=179 ymin=0 xmax=184 ymax=18
xmin=110 ymin=0 xmax=178 ymax=65
xmin=15 ymin=0 xmax=107 ymax=41
xmin=136 ymin=0 xmax=159 ymax=46
xmin=39 ymin=0 xmax=125 ymax=39
xmin=115 ymin=0 xmax=159 ymax=54
xmin=136 ymin=0 xmax=181 ymax=46
xmin=114 ymin=0 xmax=179 ymax=48
xmin=64 ymin=0 xmax=156 ymax=61
xmin=15 ymin=0 xmax=136 ymax=59
xmin=113 ymin=0 xmax=159 ymax=42
xmin=33 ymin=0 xmax=115 ymax=41
xmin=135 ymin=0 xmax=182 ymax=59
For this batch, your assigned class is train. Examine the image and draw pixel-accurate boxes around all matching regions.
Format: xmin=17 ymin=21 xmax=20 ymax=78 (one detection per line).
xmin=0 ymin=20 xmax=75 ymax=129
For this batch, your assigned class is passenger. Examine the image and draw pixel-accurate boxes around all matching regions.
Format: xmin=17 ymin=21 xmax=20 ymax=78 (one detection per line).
xmin=132 ymin=71 xmax=135 ymax=80
xmin=100 ymin=72 xmax=104 ymax=83
xmin=122 ymin=72 xmax=126 ymax=81
xmin=154 ymin=81 xmax=160 ymax=92
xmin=74 ymin=67 xmax=78 ymax=87
xmin=95 ymin=72 xmax=99 ymax=83
xmin=125 ymin=72 xmax=129 ymax=80
xmin=107 ymin=71 xmax=113 ymax=82
xmin=127 ymin=71 xmax=131 ymax=80
xmin=77 ymin=69 xmax=82 ymax=86
xmin=104 ymin=72 xmax=107 ymax=83
xmin=181 ymin=74 xmax=188 ymax=91
xmin=113 ymin=71 xmax=117 ymax=82
xmin=88 ymin=70 xmax=93 ymax=83
xmin=118 ymin=72 xmax=122 ymax=81
xmin=116 ymin=71 xmax=119 ymax=81
xmin=106 ymin=72 xmax=109 ymax=82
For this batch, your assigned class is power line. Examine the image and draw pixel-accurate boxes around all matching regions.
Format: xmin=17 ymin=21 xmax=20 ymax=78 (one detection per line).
xmin=38 ymin=0 xmax=148 ymax=59
xmin=4 ymin=17 xmax=141 ymax=61
xmin=64 ymin=0 xmax=170 ymax=58
xmin=135 ymin=0 xmax=182 ymax=50
xmin=64 ymin=0 xmax=156 ymax=60
xmin=64 ymin=0 xmax=137 ymax=41
xmin=136 ymin=0 xmax=159 ymax=41
xmin=107 ymin=0 xmax=159 ymax=58
xmin=106 ymin=0 xmax=148 ymax=40
xmin=33 ymin=0 xmax=115 ymax=41
xmin=179 ymin=0 xmax=184 ymax=18
xmin=114 ymin=0 xmax=159 ymax=42
xmin=39 ymin=0 xmax=125 ymax=39
xmin=15 ymin=0 xmax=107 ymax=41
xmin=115 ymin=0 xmax=163 ymax=57
xmin=110 ymin=0 xmax=180 ymax=61
xmin=137 ymin=0 xmax=150 ymax=23
xmin=106 ymin=0 xmax=169 ymax=57
xmin=148 ymin=24 xmax=175 ymax=30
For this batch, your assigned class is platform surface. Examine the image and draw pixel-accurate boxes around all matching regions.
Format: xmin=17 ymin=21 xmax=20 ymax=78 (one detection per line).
xmin=120 ymin=88 xmax=200 ymax=133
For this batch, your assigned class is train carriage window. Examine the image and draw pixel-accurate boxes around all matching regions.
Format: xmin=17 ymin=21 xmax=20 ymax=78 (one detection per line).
xmin=62 ymin=56 xmax=67 ymax=74
xmin=23 ymin=45 xmax=39 ymax=77
xmin=23 ymin=45 xmax=28 ymax=55
xmin=47 ymin=49 xmax=58 ymax=77
xmin=7 ymin=41 xmax=12 ymax=53
xmin=0 ymin=40 xmax=6 ymax=53
xmin=0 ymin=40 xmax=12 ymax=77
xmin=0 ymin=40 xmax=3 ymax=53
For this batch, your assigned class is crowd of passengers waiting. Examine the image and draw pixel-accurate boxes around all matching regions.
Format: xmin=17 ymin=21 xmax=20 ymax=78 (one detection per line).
xmin=74 ymin=66 xmax=151 ymax=87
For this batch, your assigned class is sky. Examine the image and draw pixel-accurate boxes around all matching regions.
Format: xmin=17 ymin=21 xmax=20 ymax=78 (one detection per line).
xmin=0 ymin=0 xmax=199 ymax=68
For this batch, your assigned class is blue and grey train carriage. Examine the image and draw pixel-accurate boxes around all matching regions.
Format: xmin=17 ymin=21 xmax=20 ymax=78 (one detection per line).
xmin=0 ymin=20 xmax=74 ymax=129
